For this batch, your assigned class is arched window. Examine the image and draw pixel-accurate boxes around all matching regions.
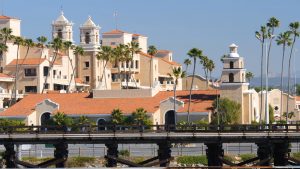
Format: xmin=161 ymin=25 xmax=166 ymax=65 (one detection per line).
xmin=97 ymin=119 xmax=106 ymax=131
xmin=165 ymin=110 xmax=176 ymax=125
xmin=229 ymin=73 xmax=234 ymax=83
xmin=85 ymin=32 xmax=90 ymax=44
xmin=230 ymin=61 xmax=234 ymax=69
xmin=57 ymin=29 xmax=63 ymax=39
xmin=41 ymin=112 xmax=51 ymax=126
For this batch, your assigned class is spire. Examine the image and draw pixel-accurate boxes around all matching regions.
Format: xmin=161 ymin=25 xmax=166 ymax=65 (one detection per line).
xmin=82 ymin=15 xmax=97 ymax=27
xmin=54 ymin=10 xmax=70 ymax=24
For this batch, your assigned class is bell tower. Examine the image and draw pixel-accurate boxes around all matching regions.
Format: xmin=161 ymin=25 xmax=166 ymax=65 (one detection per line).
xmin=52 ymin=11 xmax=73 ymax=42
xmin=79 ymin=16 xmax=101 ymax=51
xmin=220 ymin=44 xmax=249 ymax=123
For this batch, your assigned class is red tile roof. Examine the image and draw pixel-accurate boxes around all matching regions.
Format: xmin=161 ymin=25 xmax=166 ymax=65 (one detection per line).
xmin=157 ymin=50 xmax=172 ymax=53
xmin=7 ymin=58 xmax=47 ymax=66
xmin=0 ymin=73 xmax=12 ymax=78
xmin=1 ymin=90 xmax=219 ymax=117
xmin=0 ymin=15 xmax=18 ymax=20
xmin=103 ymin=29 xmax=127 ymax=35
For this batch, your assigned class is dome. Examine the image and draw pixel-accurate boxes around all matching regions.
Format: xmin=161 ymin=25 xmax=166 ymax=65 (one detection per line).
xmin=54 ymin=11 xmax=70 ymax=24
xmin=82 ymin=16 xmax=96 ymax=27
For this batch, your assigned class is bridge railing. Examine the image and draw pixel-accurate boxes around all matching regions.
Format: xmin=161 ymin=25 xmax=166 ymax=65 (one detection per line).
xmin=0 ymin=124 xmax=299 ymax=134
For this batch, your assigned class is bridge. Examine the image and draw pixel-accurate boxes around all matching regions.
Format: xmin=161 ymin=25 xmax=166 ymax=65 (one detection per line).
xmin=1 ymin=124 xmax=300 ymax=168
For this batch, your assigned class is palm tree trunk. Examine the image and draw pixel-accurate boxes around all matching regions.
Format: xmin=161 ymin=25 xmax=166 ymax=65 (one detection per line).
xmin=67 ymin=50 xmax=76 ymax=93
xmin=187 ymin=58 xmax=196 ymax=123
xmin=150 ymin=57 xmax=152 ymax=88
xmin=174 ymin=80 xmax=177 ymax=115
xmin=41 ymin=51 xmax=58 ymax=93
xmin=280 ymin=44 xmax=286 ymax=121
xmin=185 ymin=66 xmax=188 ymax=90
xmin=286 ymin=36 xmax=296 ymax=122
xmin=259 ymin=41 xmax=264 ymax=124
xmin=10 ymin=44 xmax=20 ymax=106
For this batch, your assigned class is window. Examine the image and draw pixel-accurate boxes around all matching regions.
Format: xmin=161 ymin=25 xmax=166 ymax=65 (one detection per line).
xmin=131 ymin=61 xmax=134 ymax=68
xmin=111 ymin=42 xmax=116 ymax=45
xmin=25 ymin=86 xmax=37 ymax=93
xmin=85 ymin=32 xmax=90 ymax=44
xmin=53 ymin=70 xmax=57 ymax=77
xmin=44 ymin=83 xmax=49 ymax=89
xmin=230 ymin=61 xmax=234 ymax=69
xmin=57 ymin=29 xmax=63 ymax=39
xmin=126 ymin=61 xmax=129 ymax=68
xmin=135 ymin=60 xmax=138 ymax=69
xmin=43 ymin=66 xmax=49 ymax=76
xmin=84 ymin=61 xmax=90 ymax=68
xmin=24 ymin=68 xmax=36 ymax=77
xmin=85 ymin=76 xmax=90 ymax=83
xmin=229 ymin=73 xmax=234 ymax=83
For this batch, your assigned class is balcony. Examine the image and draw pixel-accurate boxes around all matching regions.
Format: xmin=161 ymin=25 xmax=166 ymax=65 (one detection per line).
xmin=0 ymin=89 xmax=24 ymax=99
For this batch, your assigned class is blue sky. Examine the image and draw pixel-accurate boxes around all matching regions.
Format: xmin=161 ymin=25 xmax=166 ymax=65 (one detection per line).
xmin=1 ymin=0 xmax=300 ymax=79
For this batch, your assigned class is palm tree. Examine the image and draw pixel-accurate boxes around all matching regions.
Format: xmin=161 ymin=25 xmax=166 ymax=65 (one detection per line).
xmin=147 ymin=45 xmax=157 ymax=88
xmin=128 ymin=41 xmax=141 ymax=88
xmin=19 ymin=39 xmax=34 ymax=66
xmin=187 ymin=48 xmax=202 ymax=123
xmin=0 ymin=28 xmax=13 ymax=45
xmin=168 ymin=67 xmax=186 ymax=117
xmin=97 ymin=46 xmax=112 ymax=89
xmin=111 ymin=108 xmax=124 ymax=125
xmin=52 ymin=112 xmax=73 ymax=127
xmin=113 ymin=44 xmax=127 ymax=86
xmin=74 ymin=46 xmax=84 ymax=78
xmin=276 ymin=31 xmax=292 ymax=120
xmin=246 ymin=71 xmax=254 ymax=84
xmin=0 ymin=28 xmax=13 ymax=72
xmin=255 ymin=25 xmax=268 ymax=123
xmin=0 ymin=43 xmax=8 ymax=72
xmin=10 ymin=36 xmax=24 ymax=106
xmin=200 ymin=55 xmax=210 ymax=89
xmin=207 ymin=59 xmax=215 ymax=85
xmin=286 ymin=22 xmax=300 ymax=122
xmin=131 ymin=108 xmax=152 ymax=126
xmin=63 ymin=41 xmax=76 ymax=93
xmin=41 ymin=37 xmax=63 ymax=93
xmin=122 ymin=44 xmax=132 ymax=89
xmin=184 ymin=58 xmax=191 ymax=90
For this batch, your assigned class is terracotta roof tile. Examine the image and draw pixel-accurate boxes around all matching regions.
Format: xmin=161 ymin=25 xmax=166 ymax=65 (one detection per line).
xmin=1 ymin=90 xmax=219 ymax=117
xmin=103 ymin=29 xmax=127 ymax=35
xmin=7 ymin=58 xmax=47 ymax=66
xmin=0 ymin=15 xmax=18 ymax=20
xmin=0 ymin=73 xmax=12 ymax=78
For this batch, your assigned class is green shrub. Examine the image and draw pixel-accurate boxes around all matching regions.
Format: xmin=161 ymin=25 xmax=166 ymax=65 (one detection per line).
xmin=292 ymin=152 xmax=300 ymax=161
xmin=177 ymin=155 xmax=207 ymax=165
xmin=119 ymin=149 xmax=130 ymax=157
xmin=67 ymin=157 xmax=96 ymax=167
xmin=239 ymin=154 xmax=256 ymax=161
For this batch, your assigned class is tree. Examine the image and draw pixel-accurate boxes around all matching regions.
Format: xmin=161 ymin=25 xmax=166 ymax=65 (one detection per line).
xmin=211 ymin=98 xmax=241 ymax=125
xmin=63 ymin=41 xmax=76 ymax=93
xmin=0 ymin=43 xmax=8 ymax=72
xmin=52 ymin=112 xmax=74 ymax=126
xmin=168 ymin=67 xmax=186 ymax=116
xmin=18 ymin=39 xmax=34 ymax=71
xmin=0 ymin=28 xmax=14 ymax=44
xmin=187 ymin=48 xmax=202 ymax=123
xmin=296 ymin=84 xmax=300 ymax=96
xmin=131 ymin=108 xmax=152 ymax=126
xmin=110 ymin=108 xmax=124 ymax=125
xmin=276 ymin=31 xmax=292 ymax=119
xmin=97 ymin=46 xmax=113 ymax=89
xmin=73 ymin=46 xmax=84 ymax=88
xmin=183 ymin=58 xmax=191 ymax=89
xmin=10 ymin=36 xmax=24 ymax=106
xmin=127 ymin=41 xmax=141 ymax=88
xmin=147 ymin=45 xmax=157 ymax=88
xmin=286 ymin=21 xmax=299 ymax=122
xmin=255 ymin=25 xmax=268 ymax=123
xmin=42 ymin=37 xmax=63 ymax=93
xmin=245 ymin=71 xmax=254 ymax=84
xmin=206 ymin=59 xmax=215 ymax=85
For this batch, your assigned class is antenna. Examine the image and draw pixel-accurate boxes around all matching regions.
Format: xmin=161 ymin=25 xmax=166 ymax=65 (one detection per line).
xmin=1 ymin=0 xmax=4 ymax=15
xmin=113 ymin=10 xmax=118 ymax=30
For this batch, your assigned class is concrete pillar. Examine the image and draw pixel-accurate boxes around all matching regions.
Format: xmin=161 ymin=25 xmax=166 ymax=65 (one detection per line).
xmin=157 ymin=141 xmax=172 ymax=167
xmin=4 ymin=143 xmax=17 ymax=168
xmin=273 ymin=142 xmax=290 ymax=166
xmin=105 ymin=143 xmax=118 ymax=167
xmin=256 ymin=142 xmax=272 ymax=166
xmin=205 ymin=142 xmax=223 ymax=167
xmin=54 ymin=142 xmax=68 ymax=168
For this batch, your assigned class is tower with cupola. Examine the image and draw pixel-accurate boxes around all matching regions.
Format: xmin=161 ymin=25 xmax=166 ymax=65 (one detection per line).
xmin=220 ymin=44 xmax=249 ymax=123
xmin=52 ymin=11 xmax=73 ymax=42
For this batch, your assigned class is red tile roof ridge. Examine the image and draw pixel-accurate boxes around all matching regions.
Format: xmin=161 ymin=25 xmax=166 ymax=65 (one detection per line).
xmin=0 ymin=15 xmax=19 ymax=20
xmin=7 ymin=58 xmax=47 ymax=66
